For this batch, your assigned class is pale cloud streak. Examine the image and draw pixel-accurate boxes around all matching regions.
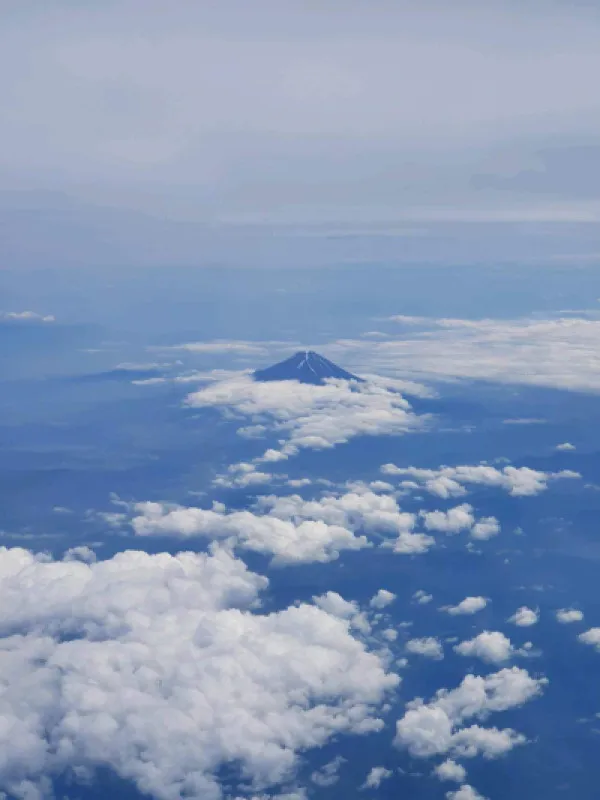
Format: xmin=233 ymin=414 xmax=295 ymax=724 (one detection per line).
xmin=332 ymin=317 xmax=600 ymax=393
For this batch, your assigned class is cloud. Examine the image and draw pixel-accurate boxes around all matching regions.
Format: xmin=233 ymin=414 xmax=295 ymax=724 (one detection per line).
xmin=186 ymin=373 xmax=427 ymax=459
xmin=370 ymin=589 xmax=396 ymax=609
xmin=446 ymin=785 xmax=489 ymax=800
xmin=413 ymin=590 xmax=433 ymax=605
xmin=421 ymin=505 xmax=475 ymax=534
xmin=395 ymin=667 xmax=546 ymax=761
xmin=214 ymin=462 xmax=275 ymax=489
xmin=330 ymin=317 xmax=600 ymax=393
xmin=162 ymin=341 xmax=268 ymax=355
xmin=310 ymin=756 xmax=346 ymax=788
xmin=454 ymin=632 xmax=515 ymax=664
xmin=419 ymin=505 xmax=499 ymax=541
xmin=63 ymin=545 xmax=96 ymax=564
xmin=406 ymin=637 xmax=444 ymax=660
xmin=0 ymin=546 xmax=398 ymax=800
xmin=578 ymin=628 xmax=600 ymax=650
xmin=131 ymin=499 xmax=370 ymax=565
xmin=361 ymin=766 xmax=392 ymax=790
xmin=255 ymin=490 xmax=435 ymax=556
xmin=442 ymin=597 xmax=487 ymax=616
xmin=556 ymin=442 xmax=576 ymax=451
xmin=381 ymin=462 xmax=578 ymax=498
xmin=132 ymin=485 xmax=446 ymax=563
xmin=556 ymin=608 xmax=584 ymax=624
xmin=434 ymin=760 xmax=467 ymax=783
xmin=508 ymin=607 xmax=539 ymax=627
xmin=502 ymin=418 xmax=546 ymax=425
xmin=470 ymin=518 xmax=501 ymax=541
xmin=5 ymin=2 xmax=600 ymax=242
xmin=0 ymin=310 xmax=55 ymax=323
xmin=313 ymin=591 xmax=360 ymax=621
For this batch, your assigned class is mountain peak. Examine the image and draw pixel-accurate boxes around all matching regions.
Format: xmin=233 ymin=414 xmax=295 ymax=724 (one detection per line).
xmin=254 ymin=350 xmax=362 ymax=385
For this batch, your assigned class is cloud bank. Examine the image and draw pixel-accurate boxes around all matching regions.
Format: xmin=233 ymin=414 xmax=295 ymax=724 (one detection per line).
xmin=186 ymin=373 xmax=428 ymax=460
xmin=332 ymin=317 xmax=600 ymax=393
xmin=0 ymin=546 xmax=398 ymax=800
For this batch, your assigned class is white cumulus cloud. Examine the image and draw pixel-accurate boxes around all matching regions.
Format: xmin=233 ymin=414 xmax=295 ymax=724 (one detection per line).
xmin=406 ymin=637 xmax=444 ymax=660
xmin=370 ymin=589 xmax=396 ymax=609
xmin=131 ymin=486 xmax=443 ymax=563
xmin=509 ymin=607 xmax=539 ymax=627
xmin=434 ymin=759 xmax=467 ymax=783
xmin=131 ymin=499 xmax=369 ymax=565
xmin=395 ymin=667 xmax=546 ymax=761
xmin=556 ymin=608 xmax=584 ymax=624
xmin=413 ymin=590 xmax=433 ymax=605
xmin=443 ymin=597 xmax=487 ymax=616
xmin=0 ymin=546 xmax=399 ymax=800
xmin=454 ymin=632 xmax=515 ymax=664
xmin=421 ymin=504 xmax=475 ymax=534
xmin=579 ymin=628 xmax=600 ymax=650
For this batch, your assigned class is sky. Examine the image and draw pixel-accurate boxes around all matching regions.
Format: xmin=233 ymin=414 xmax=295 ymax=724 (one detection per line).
xmin=5 ymin=5 xmax=600 ymax=800
xmin=2 ymin=1 xmax=600 ymax=266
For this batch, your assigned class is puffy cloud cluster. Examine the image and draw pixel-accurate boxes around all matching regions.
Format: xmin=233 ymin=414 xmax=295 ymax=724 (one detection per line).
xmin=442 ymin=597 xmax=487 ymax=616
xmin=395 ymin=667 xmax=546 ymax=761
xmin=132 ymin=499 xmax=369 ymax=565
xmin=382 ymin=462 xmax=579 ymax=498
xmin=256 ymin=491 xmax=434 ymax=555
xmin=420 ymin=504 xmax=500 ymax=541
xmin=0 ymin=546 xmax=399 ymax=800
xmin=186 ymin=373 xmax=427 ymax=460
xmin=132 ymin=486 xmax=448 ymax=564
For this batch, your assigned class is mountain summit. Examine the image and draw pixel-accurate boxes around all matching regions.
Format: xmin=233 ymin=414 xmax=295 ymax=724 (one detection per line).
xmin=254 ymin=350 xmax=362 ymax=385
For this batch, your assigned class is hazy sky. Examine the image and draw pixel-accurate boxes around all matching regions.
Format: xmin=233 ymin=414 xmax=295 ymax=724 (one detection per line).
xmin=2 ymin=1 xmax=600 ymax=266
